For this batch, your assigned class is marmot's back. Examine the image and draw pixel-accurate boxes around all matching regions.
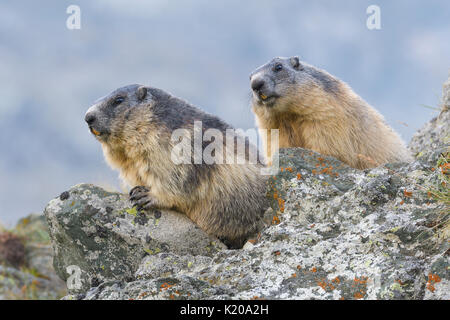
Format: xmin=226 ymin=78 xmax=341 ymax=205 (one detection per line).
xmin=249 ymin=56 xmax=412 ymax=169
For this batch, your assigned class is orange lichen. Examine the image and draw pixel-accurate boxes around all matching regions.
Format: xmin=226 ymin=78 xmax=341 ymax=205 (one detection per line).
xmin=272 ymin=215 xmax=280 ymax=225
xmin=138 ymin=291 xmax=150 ymax=299
xmin=311 ymin=267 xmax=317 ymax=273
xmin=297 ymin=173 xmax=302 ymax=180
xmin=425 ymin=274 xmax=440 ymax=293
xmin=317 ymin=280 xmax=327 ymax=290
xmin=316 ymin=278 xmax=336 ymax=292
xmin=332 ymin=277 xmax=341 ymax=284
xmin=353 ymin=276 xmax=368 ymax=285
xmin=403 ymin=190 xmax=413 ymax=197
xmin=440 ymin=163 xmax=449 ymax=174
xmin=320 ymin=167 xmax=330 ymax=174
xmin=354 ymin=292 xmax=364 ymax=299
xmin=427 ymin=283 xmax=436 ymax=292
xmin=160 ymin=282 xmax=174 ymax=291
xmin=278 ymin=198 xmax=285 ymax=212
xmin=428 ymin=273 xmax=441 ymax=283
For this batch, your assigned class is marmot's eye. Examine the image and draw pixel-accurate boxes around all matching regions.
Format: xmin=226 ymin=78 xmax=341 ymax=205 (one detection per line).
xmin=114 ymin=96 xmax=125 ymax=105
xmin=274 ymin=64 xmax=283 ymax=72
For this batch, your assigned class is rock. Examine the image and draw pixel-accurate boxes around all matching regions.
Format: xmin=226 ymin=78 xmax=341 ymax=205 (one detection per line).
xmin=44 ymin=184 xmax=224 ymax=294
xmin=0 ymin=214 xmax=66 ymax=299
xmin=55 ymin=147 xmax=448 ymax=300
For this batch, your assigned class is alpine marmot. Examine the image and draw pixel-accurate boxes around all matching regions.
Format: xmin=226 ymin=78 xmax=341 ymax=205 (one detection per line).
xmin=250 ymin=56 xmax=412 ymax=169
xmin=85 ymin=84 xmax=267 ymax=248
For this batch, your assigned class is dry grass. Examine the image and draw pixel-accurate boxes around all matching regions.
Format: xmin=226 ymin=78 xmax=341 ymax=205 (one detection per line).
xmin=428 ymin=150 xmax=450 ymax=241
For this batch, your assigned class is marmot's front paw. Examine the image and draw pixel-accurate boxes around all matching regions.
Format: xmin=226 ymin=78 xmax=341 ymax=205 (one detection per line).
xmin=129 ymin=186 xmax=158 ymax=211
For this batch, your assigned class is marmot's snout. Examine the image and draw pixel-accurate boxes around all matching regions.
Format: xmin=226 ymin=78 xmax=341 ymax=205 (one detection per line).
xmin=85 ymin=113 xmax=95 ymax=125
xmin=251 ymin=78 xmax=265 ymax=93
xmin=85 ymin=111 xmax=102 ymax=136
xmin=250 ymin=75 xmax=277 ymax=105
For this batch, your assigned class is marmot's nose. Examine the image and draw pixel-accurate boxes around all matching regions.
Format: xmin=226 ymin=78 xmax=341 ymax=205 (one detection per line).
xmin=251 ymin=79 xmax=265 ymax=92
xmin=85 ymin=113 xmax=96 ymax=125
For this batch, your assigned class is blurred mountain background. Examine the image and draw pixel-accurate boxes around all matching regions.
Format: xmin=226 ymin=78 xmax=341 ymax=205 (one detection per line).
xmin=0 ymin=0 xmax=449 ymax=226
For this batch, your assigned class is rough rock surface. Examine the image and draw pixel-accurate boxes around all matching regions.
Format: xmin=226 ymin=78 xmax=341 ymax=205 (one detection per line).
xmin=44 ymin=184 xmax=224 ymax=294
xmin=0 ymin=214 xmax=66 ymax=299
xmin=47 ymin=77 xmax=449 ymax=300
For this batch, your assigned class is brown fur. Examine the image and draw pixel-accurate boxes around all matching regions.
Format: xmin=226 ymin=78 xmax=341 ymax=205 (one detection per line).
xmin=251 ymin=59 xmax=412 ymax=169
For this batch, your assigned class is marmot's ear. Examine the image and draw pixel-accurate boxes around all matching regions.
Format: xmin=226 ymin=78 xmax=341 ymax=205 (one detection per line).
xmin=137 ymin=86 xmax=147 ymax=101
xmin=290 ymin=56 xmax=302 ymax=70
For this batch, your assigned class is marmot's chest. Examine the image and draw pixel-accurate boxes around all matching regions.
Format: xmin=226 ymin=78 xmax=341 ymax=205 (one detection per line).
xmin=276 ymin=118 xmax=306 ymax=148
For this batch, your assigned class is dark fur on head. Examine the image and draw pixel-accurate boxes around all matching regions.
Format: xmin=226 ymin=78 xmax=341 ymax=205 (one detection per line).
xmin=250 ymin=56 xmax=341 ymax=111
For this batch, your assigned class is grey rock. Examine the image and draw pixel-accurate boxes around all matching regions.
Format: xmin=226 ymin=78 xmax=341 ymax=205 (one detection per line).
xmin=58 ymin=148 xmax=448 ymax=300
xmin=44 ymin=184 xmax=224 ymax=294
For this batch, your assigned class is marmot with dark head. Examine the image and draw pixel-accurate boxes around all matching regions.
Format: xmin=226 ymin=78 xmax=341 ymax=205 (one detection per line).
xmin=85 ymin=84 xmax=267 ymax=248
xmin=250 ymin=56 xmax=412 ymax=169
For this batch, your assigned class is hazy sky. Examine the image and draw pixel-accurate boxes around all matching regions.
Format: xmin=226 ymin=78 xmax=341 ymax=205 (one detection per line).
xmin=0 ymin=0 xmax=449 ymax=226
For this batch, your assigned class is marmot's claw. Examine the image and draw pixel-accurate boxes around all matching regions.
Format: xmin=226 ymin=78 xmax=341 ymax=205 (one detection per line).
xmin=135 ymin=197 xmax=156 ymax=211
xmin=141 ymin=201 xmax=158 ymax=211
xmin=129 ymin=186 xmax=158 ymax=211
xmin=129 ymin=186 xmax=150 ymax=199
xmin=136 ymin=199 xmax=158 ymax=212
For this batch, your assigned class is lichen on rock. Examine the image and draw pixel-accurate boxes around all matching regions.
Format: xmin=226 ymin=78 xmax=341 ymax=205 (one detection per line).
xmin=47 ymin=76 xmax=449 ymax=300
